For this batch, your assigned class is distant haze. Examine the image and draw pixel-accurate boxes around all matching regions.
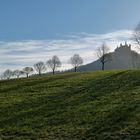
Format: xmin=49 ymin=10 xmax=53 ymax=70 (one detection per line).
xmin=0 ymin=30 xmax=136 ymax=73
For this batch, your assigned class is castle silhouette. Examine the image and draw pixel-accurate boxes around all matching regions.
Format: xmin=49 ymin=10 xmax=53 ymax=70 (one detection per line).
xmin=79 ymin=42 xmax=140 ymax=71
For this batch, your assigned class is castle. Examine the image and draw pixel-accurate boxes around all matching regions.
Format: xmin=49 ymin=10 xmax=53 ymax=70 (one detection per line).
xmin=115 ymin=42 xmax=131 ymax=55
xmin=107 ymin=42 xmax=140 ymax=69
xmin=79 ymin=42 xmax=140 ymax=71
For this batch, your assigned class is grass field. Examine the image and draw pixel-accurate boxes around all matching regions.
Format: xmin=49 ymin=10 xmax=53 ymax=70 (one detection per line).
xmin=0 ymin=70 xmax=140 ymax=140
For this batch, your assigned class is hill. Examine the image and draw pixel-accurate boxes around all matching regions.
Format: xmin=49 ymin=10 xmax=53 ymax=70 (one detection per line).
xmin=0 ymin=70 xmax=140 ymax=139
xmin=78 ymin=42 xmax=140 ymax=71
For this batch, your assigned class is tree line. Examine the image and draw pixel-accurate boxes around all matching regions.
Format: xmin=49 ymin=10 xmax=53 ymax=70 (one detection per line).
xmin=1 ymin=54 xmax=83 ymax=80
xmin=1 ymin=21 xmax=140 ymax=80
xmin=1 ymin=41 xmax=139 ymax=80
xmin=0 ymin=42 xmax=113 ymax=80
xmin=1 ymin=41 xmax=140 ymax=80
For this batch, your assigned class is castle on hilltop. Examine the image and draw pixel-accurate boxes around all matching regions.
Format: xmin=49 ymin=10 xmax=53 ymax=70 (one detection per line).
xmin=78 ymin=42 xmax=140 ymax=71
xmin=110 ymin=42 xmax=140 ymax=69
xmin=115 ymin=42 xmax=131 ymax=54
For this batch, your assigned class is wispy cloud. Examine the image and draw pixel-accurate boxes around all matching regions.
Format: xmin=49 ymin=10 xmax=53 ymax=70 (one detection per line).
xmin=0 ymin=29 xmax=135 ymax=73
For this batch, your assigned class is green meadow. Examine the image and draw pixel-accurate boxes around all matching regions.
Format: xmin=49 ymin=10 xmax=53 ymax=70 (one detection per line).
xmin=0 ymin=70 xmax=140 ymax=140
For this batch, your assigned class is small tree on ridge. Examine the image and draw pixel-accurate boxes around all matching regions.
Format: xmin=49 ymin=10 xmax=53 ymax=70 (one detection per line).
xmin=46 ymin=55 xmax=61 ymax=75
xmin=69 ymin=54 xmax=83 ymax=72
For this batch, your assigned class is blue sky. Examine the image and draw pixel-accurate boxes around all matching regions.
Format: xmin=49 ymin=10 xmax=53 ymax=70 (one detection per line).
xmin=0 ymin=0 xmax=140 ymax=40
xmin=0 ymin=0 xmax=140 ymax=74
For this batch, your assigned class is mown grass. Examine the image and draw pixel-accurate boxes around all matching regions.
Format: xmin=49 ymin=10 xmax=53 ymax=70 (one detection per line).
xmin=0 ymin=70 xmax=140 ymax=140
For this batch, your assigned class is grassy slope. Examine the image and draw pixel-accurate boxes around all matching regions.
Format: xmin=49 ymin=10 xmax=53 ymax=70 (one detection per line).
xmin=0 ymin=70 xmax=140 ymax=140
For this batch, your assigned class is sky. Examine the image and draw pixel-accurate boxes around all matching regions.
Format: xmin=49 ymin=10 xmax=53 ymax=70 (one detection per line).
xmin=0 ymin=0 xmax=140 ymax=74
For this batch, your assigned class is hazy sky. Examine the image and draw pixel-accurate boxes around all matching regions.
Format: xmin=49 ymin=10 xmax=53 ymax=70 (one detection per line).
xmin=0 ymin=0 xmax=140 ymax=73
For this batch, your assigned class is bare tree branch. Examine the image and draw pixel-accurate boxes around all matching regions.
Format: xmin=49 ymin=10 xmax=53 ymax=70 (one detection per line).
xmin=2 ymin=69 xmax=13 ymax=80
xmin=13 ymin=70 xmax=24 ymax=78
xmin=96 ymin=43 xmax=112 ymax=70
xmin=34 ymin=62 xmax=46 ymax=75
xmin=69 ymin=54 xmax=83 ymax=72
xmin=134 ymin=21 xmax=140 ymax=49
xmin=23 ymin=67 xmax=34 ymax=77
xmin=46 ymin=55 xmax=61 ymax=75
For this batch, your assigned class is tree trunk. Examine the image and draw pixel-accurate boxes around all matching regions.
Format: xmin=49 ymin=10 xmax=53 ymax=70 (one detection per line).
xmin=26 ymin=73 xmax=28 ymax=77
xmin=74 ymin=67 xmax=77 ymax=72
xmin=53 ymin=69 xmax=55 ymax=75
xmin=39 ymin=71 xmax=41 ymax=76
xmin=102 ymin=62 xmax=104 ymax=70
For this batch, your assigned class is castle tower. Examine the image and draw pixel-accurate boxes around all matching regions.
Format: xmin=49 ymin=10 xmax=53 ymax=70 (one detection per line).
xmin=111 ymin=42 xmax=133 ymax=69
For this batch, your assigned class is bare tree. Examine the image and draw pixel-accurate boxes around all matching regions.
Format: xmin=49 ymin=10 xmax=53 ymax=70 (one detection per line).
xmin=46 ymin=55 xmax=61 ymax=75
xmin=133 ymin=22 xmax=140 ymax=67
xmin=69 ymin=54 xmax=83 ymax=72
xmin=13 ymin=70 xmax=24 ymax=78
xmin=34 ymin=61 xmax=46 ymax=75
xmin=3 ymin=69 xmax=13 ymax=80
xmin=134 ymin=21 xmax=140 ymax=48
xmin=96 ymin=43 xmax=111 ymax=70
xmin=23 ymin=67 xmax=34 ymax=77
